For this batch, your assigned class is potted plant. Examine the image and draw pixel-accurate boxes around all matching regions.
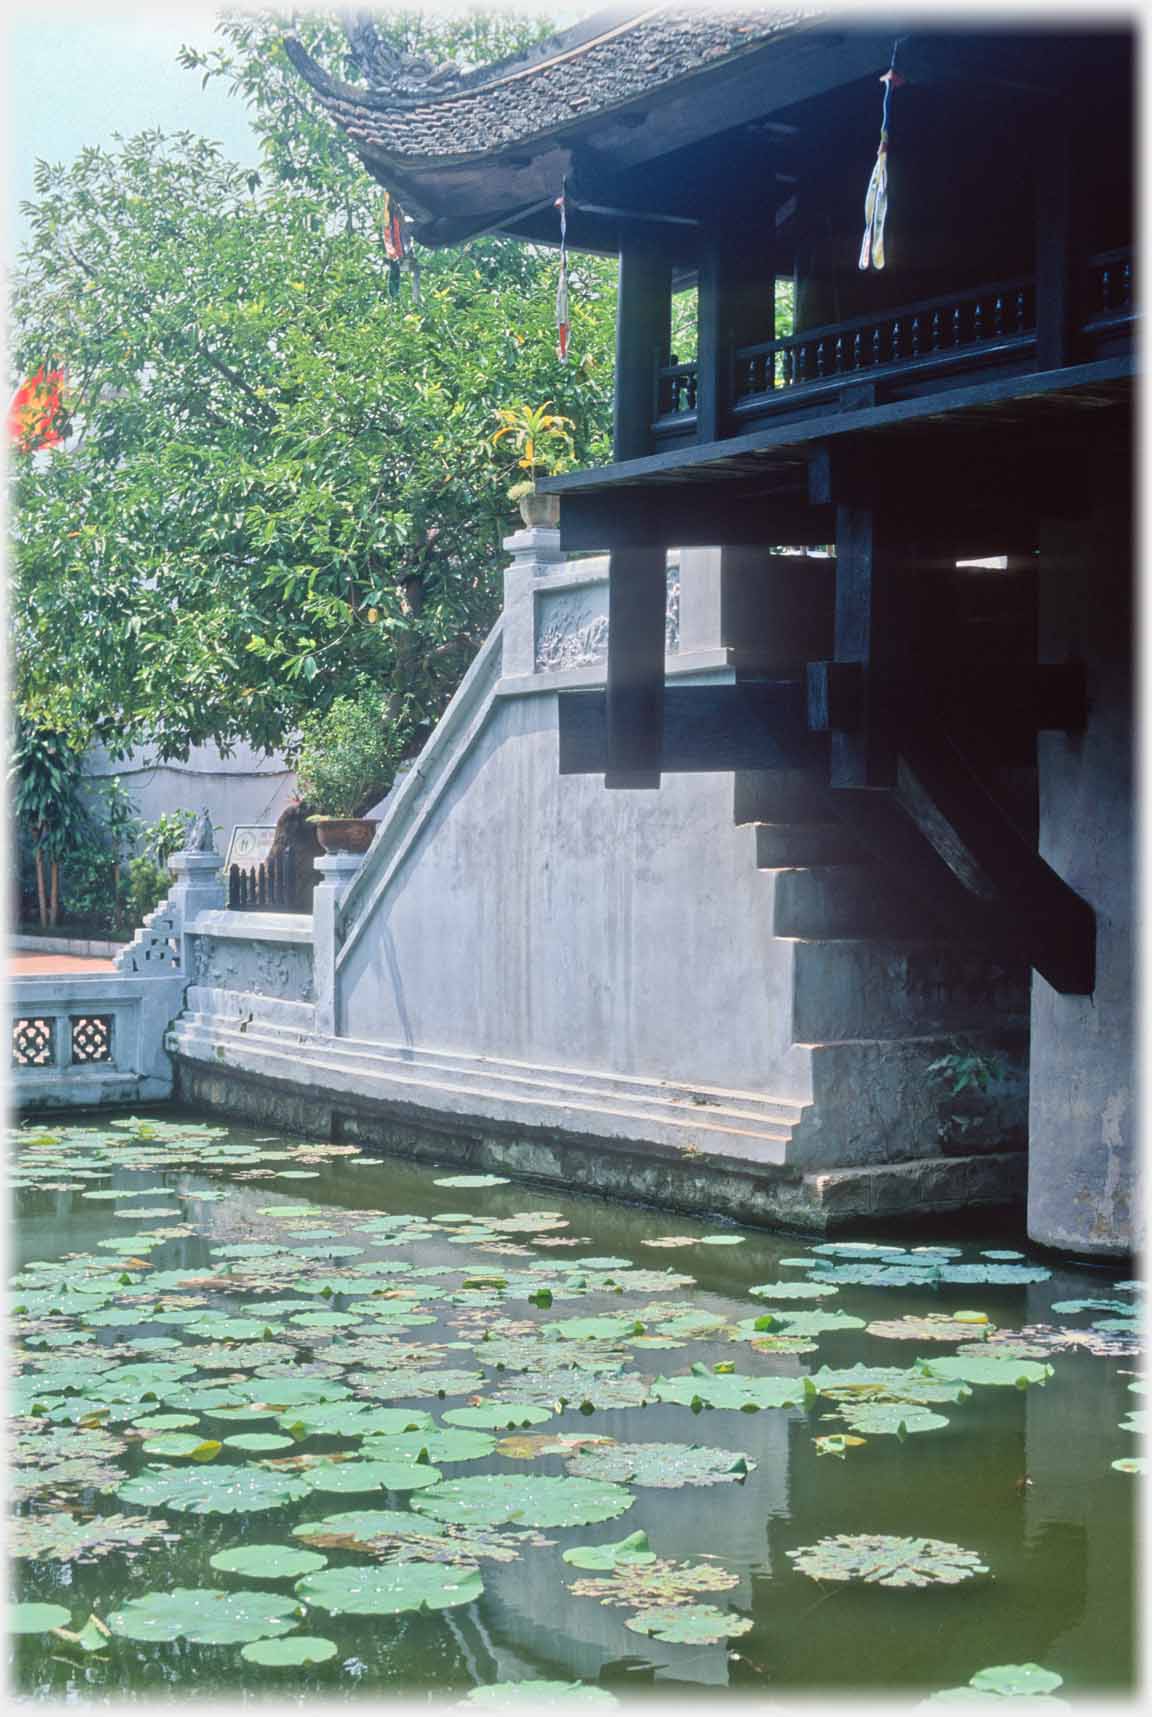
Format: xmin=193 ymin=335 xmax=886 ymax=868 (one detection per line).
xmin=295 ymin=687 xmax=397 ymax=854
xmin=491 ymin=402 xmax=575 ymax=528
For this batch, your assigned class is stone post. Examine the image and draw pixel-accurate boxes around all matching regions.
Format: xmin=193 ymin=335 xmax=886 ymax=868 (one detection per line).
xmin=313 ymin=853 xmax=366 ymax=1038
xmin=166 ymin=849 xmax=227 ymax=976
xmin=501 ymin=525 xmax=564 ymax=679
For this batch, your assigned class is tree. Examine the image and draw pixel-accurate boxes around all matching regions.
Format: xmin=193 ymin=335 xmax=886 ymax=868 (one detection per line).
xmin=10 ymin=8 xmax=617 ymax=767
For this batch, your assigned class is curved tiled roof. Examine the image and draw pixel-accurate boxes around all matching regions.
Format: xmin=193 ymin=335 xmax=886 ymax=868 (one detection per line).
xmin=285 ymin=6 xmax=811 ymax=168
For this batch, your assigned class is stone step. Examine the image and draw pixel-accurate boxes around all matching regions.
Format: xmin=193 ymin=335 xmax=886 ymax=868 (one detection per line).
xmin=791 ymin=938 xmax=1030 ymax=1044
xmin=753 ymin=822 xmax=867 ymax=868
xmin=172 ymin=1011 xmax=802 ymax=1159
xmin=772 ymin=864 xmax=951 ymax=940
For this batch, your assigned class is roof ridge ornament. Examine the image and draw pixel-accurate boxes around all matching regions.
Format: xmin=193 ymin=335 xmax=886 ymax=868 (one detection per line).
xmin=339 ymin=9 xmax=470 ymax=101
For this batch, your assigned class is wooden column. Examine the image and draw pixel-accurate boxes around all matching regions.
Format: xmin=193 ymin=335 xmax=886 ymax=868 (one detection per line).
xmin=824 ymin=505 xmax=906 ymax=789
xmin=605 ymin=546 xmax=667 ymax=788
xmin=1035 ymin=99 xmax=1075 ymax=371
xmin=613 ymin=248 xmax=671 ymax=461
xmin=696 ymin=232 xmax=774 ymax=444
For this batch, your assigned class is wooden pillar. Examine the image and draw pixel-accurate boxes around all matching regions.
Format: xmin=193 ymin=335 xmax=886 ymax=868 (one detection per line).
xmin=613 ymin=248 xmax=671 ymax=461
xmin=696 ymin=233 xmax=774 ymax=443
xmin=605 ymin=546 xmax=667 ymax=788
xmin=825 ymin=505 xmax=906 ymax=789
xmin=1035 ymin=99 xmax=1074 ymax=371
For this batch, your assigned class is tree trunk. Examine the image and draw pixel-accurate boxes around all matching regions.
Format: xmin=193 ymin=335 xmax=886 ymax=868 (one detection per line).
xmin=34 ymin=841 xmax=48 ymax=929
xmin=49 ymin=860 xmax=59 ymax=927
xmin=113 ymin=861 xmax=122 ymax=929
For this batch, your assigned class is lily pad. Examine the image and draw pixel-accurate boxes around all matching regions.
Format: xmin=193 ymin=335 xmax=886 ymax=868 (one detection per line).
xmin=920 ymin=1356 xmax=1052 ymax=1389
xmin=787 ymin=1534 xmax=989 ymax=1588
xmin=106 ymin=1586 xmax=302 ymax=1644
xmin=749 ymin=1281 xmax=839 ymax=1300
xmin=116 ymin=1463 xmax=310 ymax=1514
xmin=300 ymin=1459 xmax=443 ymax=1494
xmin=241 ymin=1635 xmax=338 ymax=1666
xmin=433 ymin=1175 xmax=511 ymax=1188
xmin=412 ymin=1473 xmax=634 ymax=1529
xmin=209 ymin=1544 xmax=328 ymax=1580
xmin=570 ymin=1557 xmax=739 ymax=1607
xmin=10 ymin=1602 xmax=72 ymax=1634
xmin=561 ymin=1531 xmax=655 ymax=1570
xmin=461 ymin=1682 xmax=618 ymax=1707
xmin=624 ymin=1604 xmax=753 ymax=1644
xmin=968 ymin=1664 xmax=1065 ymax=1696
xmin=8 ymin=1510 xmax=176 ymax=1562
xmin=441 ymin=1403 xmax=554 ymax=1430
xmin=565 ymin=1442 xmax=754 ymax=1488
xmin=837 ymin=1404 xmax=950 ymax=1436
xmin=362 ymin=1428 xmax=498 ymax=1465
xmin=294 ymin=1562 xmax=483 ymax=1615
xmin=652 ymin=1373 xmax=808 ymax=1412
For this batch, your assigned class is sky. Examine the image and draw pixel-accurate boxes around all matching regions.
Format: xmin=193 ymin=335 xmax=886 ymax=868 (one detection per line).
xmin=4 ymin=2 xmax=588 ymax=258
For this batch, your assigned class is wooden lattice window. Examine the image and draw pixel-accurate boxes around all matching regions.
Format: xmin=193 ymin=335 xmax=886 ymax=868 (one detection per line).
xmin=70 ymin=1015 xmax=114 ymax=1065
xmin=12 ymin=1017 xmax=56 ymax=1068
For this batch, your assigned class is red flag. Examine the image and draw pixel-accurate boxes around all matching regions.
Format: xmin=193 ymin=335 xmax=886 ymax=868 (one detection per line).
xmin=7 ymin=365 xmax=67 ymax=450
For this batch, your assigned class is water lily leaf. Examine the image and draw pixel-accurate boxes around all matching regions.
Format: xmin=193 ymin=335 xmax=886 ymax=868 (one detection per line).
xmin=140 ymin=1434 xmax=223 ymax=1460
xmin=277 ymin=1404 xmax=434 ymax=1438
xmin=652 ymin=1374 xmax=807 ymax=1411
xmin=8 ymin=1510 xmax=175 ymax=1562
xmin=223 ymin=1433 xmax=297 ymax=1453
xmin=433 ymin=1175 xmax=511 ymax=1188
xmin=570 ymin=1557 xmax=739 ymax=1607
xmin=866 ymin=1315 xmax=992 ymax=1342
xmin=495 ymin=1433 xmax=616 ymax=1461
xmin=54 ymin=1613 xmax=113 ymax=1653
xmin=1111 ymin=1457 xmax=1147 ymax=1473
xmin=561 ymin=1531 xmax=655 ymax=1570
xmin=837 ymin=1404 xmax=950 ymax=1436
xmin=540 ymin=1315 xmax=649 ymax=1342
xmin=300 ymin=1459 xmax=443 ymax=1494
xmin=968 ymin=1664 xmax=1064 ymax=1696
xmin=241 ymin=1634 xmax=338 ymax=1666
xmin=698 ymin=1235 xmax=745 ymax=1247
xmin=107 ymin=1586 xmax=302 ymax=1644
xmin=362 ymin=1428 xmax=497 ymax=1465
xmin=346 ymin=1368 xmax=486 ymax=1399
xmin=460 ymin=1682 xmax=618 ymax=1708
xmin=640 ymin=1237 xmax=699 ymax=1249
xmin=624 ymin=1604 xmax=753 ymax=1644
xmin=732 ymin=1310 xmax=866 ymax=1338
xmin=920 ymin=1356 xmax=1053 ymax=1389
xmin=116 ymin=1463 xmax=310 ymax=1514
xmin=749 ymin=1281 xmax=839 ymax=1300
xmin=10 ymin=1602 xmax=72 ymax=1634
xmin=813 ymin=1435 xmax=867 ymax=1458
xmin=565 ymin=1442 xmax=754 ymax=1488
xmin=810 ymin=1365 xmax=972 ymax=1406
xmin=787 ymin=1534 xmax=989 ymax=1587
xmin=441 ymin=1403 xmax=554 ymax=1430
xmin=209 ymin=1544 xmax=327 ymax=1580
xmin=412 ymin=1473 xmax=634 ymax=1529
xmin=288 ymin=1310 xmax=362 ymax=1330
xmin=295 ymin=1562 xmax=483 ymax=1615
xmin=489 ymin=1372 xmax=654 ymax=1413
xmin=233 ymin=1379 xmax=353 ymax=1408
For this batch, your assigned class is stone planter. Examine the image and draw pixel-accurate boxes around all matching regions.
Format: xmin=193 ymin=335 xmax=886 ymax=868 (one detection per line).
xmin=308 ymin=816 xmax=379 ymax=856
xmin=518 ymin=491 xmax=560 ymax=529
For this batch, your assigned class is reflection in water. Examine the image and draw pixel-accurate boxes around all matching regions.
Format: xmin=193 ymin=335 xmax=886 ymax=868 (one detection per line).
xmin=9 ymin=1109 xmax=1138 ymax=1703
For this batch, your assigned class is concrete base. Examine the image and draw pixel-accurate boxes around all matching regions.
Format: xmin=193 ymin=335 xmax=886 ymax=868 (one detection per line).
xmin=173 ymin=1053 xmax=1025 ymax=1235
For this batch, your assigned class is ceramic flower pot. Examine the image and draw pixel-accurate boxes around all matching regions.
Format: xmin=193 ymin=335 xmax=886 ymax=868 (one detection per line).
xmin=518 ymin=491 xmax=561 ymax=529
xmin=307 ymin=817 xmax=379 ymax=855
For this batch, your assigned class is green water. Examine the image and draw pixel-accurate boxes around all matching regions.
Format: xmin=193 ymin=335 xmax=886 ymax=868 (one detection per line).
xmin=9 ymin=1109 xmax=1140 ymax=1706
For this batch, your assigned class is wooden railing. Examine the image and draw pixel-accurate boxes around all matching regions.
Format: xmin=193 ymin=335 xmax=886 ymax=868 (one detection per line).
xmin=228 ymin=852 xmax=294 ymax=912
xmin=734 ymin=277 xmax=1035 ymax=405
xmin=647 ymin=248 xmax=1133 ymax=441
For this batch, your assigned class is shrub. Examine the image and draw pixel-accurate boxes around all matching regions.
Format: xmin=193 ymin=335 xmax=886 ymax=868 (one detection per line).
xmin=294 ymin=687 xmax=398 ymax=817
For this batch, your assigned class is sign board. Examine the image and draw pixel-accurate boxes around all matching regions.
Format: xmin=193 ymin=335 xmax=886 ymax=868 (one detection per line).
xmin=225 ymin=825 xmax=277 ymax=870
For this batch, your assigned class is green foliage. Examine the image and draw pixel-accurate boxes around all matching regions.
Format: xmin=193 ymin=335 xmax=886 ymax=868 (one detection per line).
xmin=927 ymin=1046 xmax=1008 ymax=1096
xmin=11 ymin=10 xmax=616 ymax=762
xmin=294 ymin=683 xmax=396 ymax=815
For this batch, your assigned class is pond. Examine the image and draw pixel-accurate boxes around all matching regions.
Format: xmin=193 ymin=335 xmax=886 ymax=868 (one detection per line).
xmin=9 ymin=1109 xmax=1140 ymax=1706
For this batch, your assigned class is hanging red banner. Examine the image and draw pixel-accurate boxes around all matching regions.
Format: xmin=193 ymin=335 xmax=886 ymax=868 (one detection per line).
xmin=7 ymin=365 xmax=67 ymax=450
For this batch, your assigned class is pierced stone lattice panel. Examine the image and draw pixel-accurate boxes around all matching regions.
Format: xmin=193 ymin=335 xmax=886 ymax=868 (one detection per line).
xmin=12 ymin=1017 xmax=56 ymax=1068
xmin=71 ymin=1015 xmax=114 ymax=1065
